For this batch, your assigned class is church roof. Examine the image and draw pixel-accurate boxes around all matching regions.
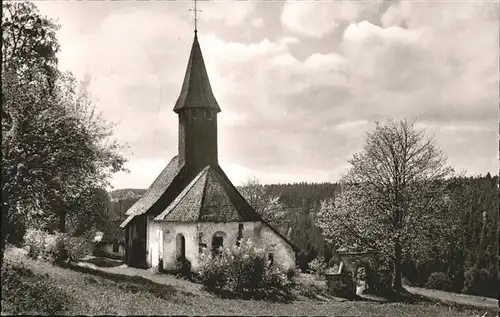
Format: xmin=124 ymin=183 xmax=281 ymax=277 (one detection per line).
xmin=154 ymin=165 xmax=260 ymax=222
xmin=152 ymin=164 xmax=301 ymax=252
xmin=173 ymin=32 xmax=221 ymax=113
xmin=120 ymin=156 xmax=182 ymax=227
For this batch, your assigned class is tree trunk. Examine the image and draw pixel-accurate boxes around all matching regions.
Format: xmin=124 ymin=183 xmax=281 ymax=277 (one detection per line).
xmin=57 ymin=209 xmax=67 ymax=263
xmin=1 ymin=203 xmax=8 ymax=263
xmin=58 ymin=210 xmax=66 ymax=233
xmin=393 ymin=238 xmax=403 ymax=290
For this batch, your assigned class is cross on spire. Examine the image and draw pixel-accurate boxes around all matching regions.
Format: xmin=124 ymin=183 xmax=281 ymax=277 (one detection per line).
xmin=189 ymin=0 xmax=202 ymax=33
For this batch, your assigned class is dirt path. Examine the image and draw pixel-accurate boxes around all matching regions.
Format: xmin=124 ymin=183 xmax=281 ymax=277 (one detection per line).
xmin=405 ymin=285 xmax=498 ymax=311
xmin=74 ymin=259 xmax=207 ymax=296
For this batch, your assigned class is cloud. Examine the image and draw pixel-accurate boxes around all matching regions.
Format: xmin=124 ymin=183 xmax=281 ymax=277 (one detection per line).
xmin=341 ymin=2 xmax=498 ymax=124
xmin=201 ymin=1 xmax=256 ymax=26
xmin=35 ymin=1 xmax=498 ymax=189
xmin=251 ymin=17 xmax=265 ymax=29
xmin=281 ymin=0 xmax=382 ymax=38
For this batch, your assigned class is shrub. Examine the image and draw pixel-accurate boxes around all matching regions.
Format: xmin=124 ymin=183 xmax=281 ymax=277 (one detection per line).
xmin=1 ymin=261 xmax=72 ymax=314
xmin=462 ymin=266 xmax=498 ymax=298
xmin=293 ymin=277 xmax=326 ymax=298
xmin=24 ymin=229 xmax=93 ymax=264
xmin=64 ymin=235 xmax=94 ymax=262
xmin=309 ymin=256 xmax=326 ymax=277
xmin=24 ymin=229 xmax=64 ymax=263
xmin=425 ymin=272 xmax=453 ymax=292
xmin=198 ymin=239 xmax=295 ymax=301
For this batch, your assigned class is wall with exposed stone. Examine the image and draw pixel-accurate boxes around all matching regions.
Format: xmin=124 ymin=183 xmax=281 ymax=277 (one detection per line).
xmin=145 ymin=219 xmax=296 ymax=272
xmin=256 ymin=223 xmax=296 ymax=270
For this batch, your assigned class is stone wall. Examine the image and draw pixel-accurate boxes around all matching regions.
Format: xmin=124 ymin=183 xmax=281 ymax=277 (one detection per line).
xmin=258 ymin=223 xmax=296 ymax=270
xmin=145 ymin=220 xmax=296 ymax=272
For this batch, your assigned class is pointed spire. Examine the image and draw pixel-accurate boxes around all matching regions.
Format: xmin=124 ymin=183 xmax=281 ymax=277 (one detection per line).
xmin=173 ymin=31 xmax=221 ymax=113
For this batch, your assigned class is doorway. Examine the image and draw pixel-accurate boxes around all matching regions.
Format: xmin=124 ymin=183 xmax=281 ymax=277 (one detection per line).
xmin=176 ymin=233 xmax=186 ymax=261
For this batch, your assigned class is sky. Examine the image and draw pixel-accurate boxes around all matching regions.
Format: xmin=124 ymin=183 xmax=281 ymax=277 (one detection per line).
xmin=34 ymin=0 xmax=499 ymax=189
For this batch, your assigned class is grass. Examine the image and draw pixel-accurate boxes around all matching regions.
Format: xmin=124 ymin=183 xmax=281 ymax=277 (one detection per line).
xmin=2 ymin=247 xmax=497 ymax=316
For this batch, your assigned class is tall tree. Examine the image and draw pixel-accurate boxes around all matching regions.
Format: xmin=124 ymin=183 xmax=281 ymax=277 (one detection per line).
xmin=1 ymin=2 xmax=127 ymax=253
xmin=316 ymin=119 xmax=454 ymax=290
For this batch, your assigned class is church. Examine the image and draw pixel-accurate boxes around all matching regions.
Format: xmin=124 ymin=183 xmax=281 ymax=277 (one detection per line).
xmin=120 ymin=29 xmax=298 ymax=272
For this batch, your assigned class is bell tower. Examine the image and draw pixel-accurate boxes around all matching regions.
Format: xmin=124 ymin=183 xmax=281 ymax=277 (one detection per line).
xmin=174 ymin=31 xmax=221 ymax=175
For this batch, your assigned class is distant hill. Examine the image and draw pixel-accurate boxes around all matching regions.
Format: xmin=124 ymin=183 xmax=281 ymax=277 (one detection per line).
xmin=108 ymin=188 xmax=147 ymax=220
xmin=109 ymin=188 xmax=147 ymax=202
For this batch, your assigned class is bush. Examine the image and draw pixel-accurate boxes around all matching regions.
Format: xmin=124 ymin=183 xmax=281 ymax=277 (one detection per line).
xmin=425 ymin=272 xmax=453 ymax=292
xmin=198 ymin=239 xmax=295 ymax=301
xmin=24 ymin=229 xmax=64 ymax=263
xmin=24 ymin=229 xmax=93 ymax=264
xmin=462 ymin=266 xmax=498 ymax=298
xmin=293 ymin=278 xmax=326 ymax=299
xmin=64 ymin=235 xmax=94 ymax=262
xmin=1 ymin=261 xmax=72 ymax=314
xmin=309 ymin=257 xmax=326 ymax=277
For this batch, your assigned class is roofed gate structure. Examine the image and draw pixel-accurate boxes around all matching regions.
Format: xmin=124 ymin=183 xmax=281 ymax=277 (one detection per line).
xmin=120 ymin=31 xmax=298 ymax=271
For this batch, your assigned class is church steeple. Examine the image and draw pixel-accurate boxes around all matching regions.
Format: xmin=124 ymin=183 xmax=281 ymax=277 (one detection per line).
xmin=175 ymin=31 xmax=220 ymax=174
xmin=173 ymin=32 xmax=221 ymax=113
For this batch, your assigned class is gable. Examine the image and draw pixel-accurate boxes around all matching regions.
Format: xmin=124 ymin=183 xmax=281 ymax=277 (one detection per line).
xmin=199 ymin=170 xmax=240 ymax=222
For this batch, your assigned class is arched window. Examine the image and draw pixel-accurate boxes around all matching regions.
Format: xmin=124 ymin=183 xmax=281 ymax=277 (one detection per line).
xmin=176 ymin=233 xmax=186 ymax=261
xmin=211 ymin=231 xmax=226 ymax=256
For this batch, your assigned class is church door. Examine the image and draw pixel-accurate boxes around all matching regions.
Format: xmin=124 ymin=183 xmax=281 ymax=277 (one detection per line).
xmin=176 ymin=234 xmax=186 ymax=261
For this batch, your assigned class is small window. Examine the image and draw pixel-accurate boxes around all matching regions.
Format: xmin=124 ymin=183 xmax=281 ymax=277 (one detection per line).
xmin=207 ymin=111 xmax=213 ymax=121
xmin=236 ymin=223 xmax=244 ymax=246
xmin=113 ymin=242 xmax=119 ymax=253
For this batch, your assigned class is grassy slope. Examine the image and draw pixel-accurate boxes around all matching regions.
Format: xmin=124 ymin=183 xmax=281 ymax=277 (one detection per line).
xmin=2 ymin=248 xmax=495 ymax=316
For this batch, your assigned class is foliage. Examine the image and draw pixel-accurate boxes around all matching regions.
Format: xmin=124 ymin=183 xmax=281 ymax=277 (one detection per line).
xmin=64 ymin=233 xmax=95 ymax=262
xmin=65 ymin=187 xmax=112 ymax=236
xmin=424 ymin=272 xmax=453 ymax=292
xmin=1 ymin=1 xmax=59 ymax=86
xmin=462 ymin=266 xmax=498 ymax=298
xmin=1 ymin=260 xmax=72 ymax=314
xmin=293 ymin=276 xmax=327 ymax=299
xmin=1 ymin=1 xmax=127 ymax=249
xmin=24 ymin=229 xmax=94 ymax=264
xmin=308 ymin=256 xmax=326 ymax=277
xmin=24 ymin=229 xmax=65 ymax=263
xmin=239 ymin=177 xmax=287 ymax=229
xmin=316 ymin=119 xmax=455 ymax=290
xmin=400 ymin=175 xmax=499 ymax=298
xmin=198 ymin=239 xmax=295 ymax=301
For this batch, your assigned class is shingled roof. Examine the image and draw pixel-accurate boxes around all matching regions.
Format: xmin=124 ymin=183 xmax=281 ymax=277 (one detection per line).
xmin=120 ymin=156 xmax=182 ymax=227
xmin=153 ymin=165 xmax=301 ymax=252
xmin=154 ymin=166 xmax=260 ymax=222
xmin=173 ymin=32 xmax=221 ymax=113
